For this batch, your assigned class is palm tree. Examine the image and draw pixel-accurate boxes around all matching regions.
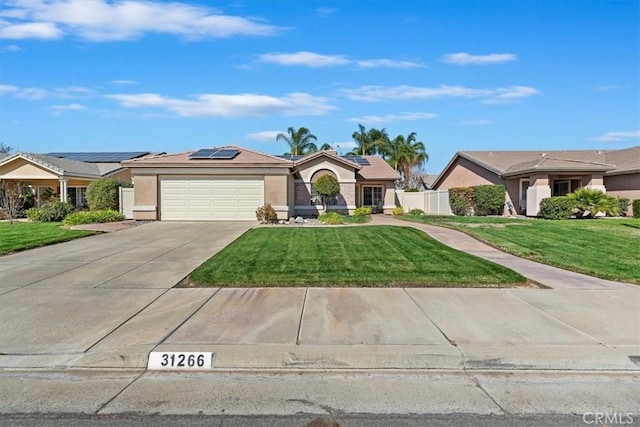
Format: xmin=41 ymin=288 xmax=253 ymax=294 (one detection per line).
xmin=276 ymin=127 xmax=318 ymax=155
xmin=348 ymin=125 xmax=389 ymax=155
xmin=319 ymin=142 xmax=334 ymax=151
xmin=386 ymin=132 xmax=428 ymax=188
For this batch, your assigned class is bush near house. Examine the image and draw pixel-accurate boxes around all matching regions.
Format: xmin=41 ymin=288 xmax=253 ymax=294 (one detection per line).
xmin=313 ymin=175 xmax=340 ymax=207
xmin=62 ymin=210 xmax=125 ymax=226
xmin=86 ymin=178 xmax=130 ymax=211
xmin=633 ymin=200 xmax=640 ymax=219
xmin=391 ymin=207 xmax=404 ymax=216
xmin=567 ymin=188 xmax=619 ymax=218
xmin=26 ymin=201 xmax=75 ymax=222
xmin=405 ymin=188 xmax=419 ymax=193
xmin=353 ymin=207 xmax=372 ymax=216
xmin=539 ymin=196 xmax=577 ymax=220
xmin=617 ymin=197 xmax=630 ymax=217
xmin=473 ymin=185 xmax=506 ymax=216
xmin=318 ymin=212 xmax=343 ymax=224
xmin=448 ymin=187 xmax=474 ymax=216
xmin=255 ymin=203 xmax=278 ymax=223
xmin=408 ymin=208 xmax=425 ymax=215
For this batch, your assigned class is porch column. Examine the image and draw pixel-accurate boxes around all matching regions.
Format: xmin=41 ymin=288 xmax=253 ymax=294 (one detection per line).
xmin=59 ymin=178 xmax=68 ymax=203
xmin=526 ymin=174 xmax=551 ymax=217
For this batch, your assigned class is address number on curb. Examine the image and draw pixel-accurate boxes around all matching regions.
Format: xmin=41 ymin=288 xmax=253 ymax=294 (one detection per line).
xmin=148 ymin=352 xmax=212 ymax=370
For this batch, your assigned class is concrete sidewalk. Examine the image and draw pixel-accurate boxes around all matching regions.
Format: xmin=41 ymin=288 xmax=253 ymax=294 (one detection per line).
xmin=1 ymin=219 xmax=639 ymax=417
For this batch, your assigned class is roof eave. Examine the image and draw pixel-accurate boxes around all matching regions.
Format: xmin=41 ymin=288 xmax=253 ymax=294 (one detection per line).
xmin=501 ymin=165 xmax=616 ymax=178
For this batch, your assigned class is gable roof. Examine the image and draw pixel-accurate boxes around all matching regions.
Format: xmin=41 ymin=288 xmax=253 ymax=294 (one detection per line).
xmin=433 ymin=146 xmax=639 ymax=187
xmin=122 ymin=145 xmax=292 ymax=168
xmin=46 ymin=152 xmax=151 ymax=163
xmin=356 ymin=155 xmax=400 ymax=181
xmin=0 ymin=152 xmax=112 ymax=178
xmin=293 ymin=150 xmax=363 ymax=170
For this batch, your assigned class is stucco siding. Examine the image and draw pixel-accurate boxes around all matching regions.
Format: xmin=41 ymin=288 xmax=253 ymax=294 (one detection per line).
xmin=434 ymin=157 xmax=502 ymax=190
xmin=605 ymin=173 xmax=640 ymax=216
xmin=296 ymin=158 xmax=355 ymax=182
xmin=132 ymin=174 xmax=158 ymax=220
xmin=0 ymin=158 xmax=58 ymax=179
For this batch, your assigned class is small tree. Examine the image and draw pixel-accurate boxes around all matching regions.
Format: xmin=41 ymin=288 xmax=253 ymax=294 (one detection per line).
xmin=0 ymin=180 xmax=25 ymax=223
xmin=313 ymin=175 xmax=340 ymax=209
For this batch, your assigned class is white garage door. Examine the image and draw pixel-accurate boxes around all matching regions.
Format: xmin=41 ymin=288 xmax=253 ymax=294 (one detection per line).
xmin=160 ymin=177 xmax=264 ymax=221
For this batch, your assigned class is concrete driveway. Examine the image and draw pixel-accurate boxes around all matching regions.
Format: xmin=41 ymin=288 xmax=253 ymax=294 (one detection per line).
xmin=0 ymin=220 xmax=638 ymax=373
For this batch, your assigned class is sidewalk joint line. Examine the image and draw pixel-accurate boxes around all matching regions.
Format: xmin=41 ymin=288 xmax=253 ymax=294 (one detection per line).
xmin=471 ymin=375 xmax=508 ymax=415
xmin=152 ymin=287 xmax=223 ymax=349
xmin=95 ymin=370 xmax=146 ymax=415
xmin=403 ymin=288 xmax=461 ymax=351
xmin=296 ymin=287 xmax=309 ymax=345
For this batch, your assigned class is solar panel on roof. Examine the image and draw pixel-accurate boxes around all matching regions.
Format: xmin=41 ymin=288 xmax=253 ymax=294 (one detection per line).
xmin=189 ymin=148 xmax=240 ymax=160
xmin=343 ymin=155 xmax=370 ymax=165
xmin=276 ymin=154 xmax=304 ymax=161
xmin=47 ymin=152 xmax=149 ymax=162
xmin=209 ymin=149 xmax=239 ymax=159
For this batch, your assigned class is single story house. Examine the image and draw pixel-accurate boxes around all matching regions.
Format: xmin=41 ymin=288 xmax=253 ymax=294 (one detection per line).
xmin=0 ymin=152 xmax=152 ymax=207
xmin=122 ymin=146 xmax=400 ymax=221
xmin=432 ymin=146 xmax=639 ymax=216
xmin=419 ymin=174 xmax=440 ymax=191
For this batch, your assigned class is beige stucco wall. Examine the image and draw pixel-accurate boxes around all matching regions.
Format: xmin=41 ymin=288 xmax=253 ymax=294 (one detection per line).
xmin=0 ymin=158 xmax=58 ymax=179
xmin=605 ymin=173 xmax=640 ymax=216
xmin=434 ymin=157 xmax=502 ymax=190
xmin=110 ymin=169 xmax=132 ymax=182
xmin=132 ymin=174 xmax=158 ymax=220
xmin=264 ymin=174 xmax=289 ymax=219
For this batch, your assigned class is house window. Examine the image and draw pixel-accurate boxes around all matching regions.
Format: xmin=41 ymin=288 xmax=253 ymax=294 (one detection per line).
xmin=362 ymin=186 xmax=383 ymax=206
xmin=67 ymin=187 xmax=87 ymax=208
xmin=553 ymin=179 xmax=581 ymax=196
xmin=519 ymin=179 xmax=530 ymax=211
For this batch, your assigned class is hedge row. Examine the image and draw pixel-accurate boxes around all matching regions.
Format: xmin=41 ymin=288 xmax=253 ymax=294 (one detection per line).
xmin=448 ymin=185 xmax=506 ymax=216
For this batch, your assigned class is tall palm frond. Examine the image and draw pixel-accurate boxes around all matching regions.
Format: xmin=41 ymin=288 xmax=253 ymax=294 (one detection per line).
xmin=276 ymin=127 xmax=318 ymax=155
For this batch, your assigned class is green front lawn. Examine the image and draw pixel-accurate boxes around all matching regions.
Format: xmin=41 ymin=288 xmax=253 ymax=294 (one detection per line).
xmin=399 ymin=215 xmax=640 ymax=284
xmin=187 ymin=226 xmax=526 ymax=287
xmin=0 ymin=222 xmax=97 ymax=255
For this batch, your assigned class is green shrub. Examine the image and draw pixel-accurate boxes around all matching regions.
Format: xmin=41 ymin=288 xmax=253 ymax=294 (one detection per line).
xmin=318 ymin=212 xmax=343 ymax=224
xmin=539 ymin=196 xmax=577 ymax=220
xmin=408 ymin=208 xmax=425 ymax=215
xmin=313 ymin=175 xmax=340 ymax=206
xmin=449 ymin=187 xmax=474 ymax=216
xmin=255 ymin=203 xmax=278 ymax=223
xmin=391 ymin=207 xmax=404 ymax=216
xmin=26 ymin=201 xmax=75 ymax=222
xmin=353 ymin=207 xmax=372 ymax=216
xmin=86 ymin=178 xmax=124 ymax=211
xmin=63 ymin=210 xmax=124 ymax=226
xmin=617 ymin=197 xmax=630 ymax=217
xmin=633 ymin=200 xmax=640 ymax=219
xmin=567 ymin=188 xmax=619 ymax=218
xmin=473 ymin=185 xmax=506 ymax=216
xmin=405 ymin=188 xmax=419 ymax=193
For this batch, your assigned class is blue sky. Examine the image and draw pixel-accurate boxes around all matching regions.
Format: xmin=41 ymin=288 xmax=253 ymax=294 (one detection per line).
xmin=1 ymin=0 xmax=638 ymax=173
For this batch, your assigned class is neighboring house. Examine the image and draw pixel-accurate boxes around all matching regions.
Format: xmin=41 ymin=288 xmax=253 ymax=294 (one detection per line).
xmin=432 ymin=146 xmax=640 ymax=216
xmin=122 ymin=146 xmax=400 ymax=221
xmin=419 ymin=174 xmax=440 ymax=191
xmin=0 ymin=152 xmax=152 ymax=208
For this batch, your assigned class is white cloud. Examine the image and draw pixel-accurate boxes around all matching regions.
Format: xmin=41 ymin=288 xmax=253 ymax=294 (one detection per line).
xmin=15 ymin=87 xmax=50 ymax=100
xmin=356 ymin=59 xmax=424 ymax=69
xmin=462 ymin=119 xmax=493 ymax=126
xmin=0 ymin=22 xmax=63 ymax=39
xmin=0 ymin=0 xmax=281 ymax=41
xmin=106 ymin=92 xmax=336 ymax=117
xmin=111 ymin=79 xmax=138 ymax=85
xmin=341 ymin=84 xmax=539 ymax=104
xmin=1 ymin=44 xmax=24 ymax=52
xmin=257 ymin=51 xmax=349 ymax=67
xmin=49 ymin=103 xmax=86 ymax=115
xmin=246 ymin=130 xmax=282 ymax=141
xmin=54 ymin=86 xmax=95 ymax=98
xmin=316 ymin=7 xmax=337 ymax=17
xmin=347 ymin=112 xmax=438 ymax=124
xmin=590 ymin=130 xmax=640 ymax=143
xmin=0 ymin=84 xmax=19 ymax=95
xmin=442 ymin=52 xmax=517 ymax=65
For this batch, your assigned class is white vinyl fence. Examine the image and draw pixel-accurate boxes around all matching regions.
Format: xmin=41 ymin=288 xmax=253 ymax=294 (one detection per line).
xmin=119 ymin=187 xmax=134 ymax=219
xmin=395 ymin=189 xmax=452 ymax=215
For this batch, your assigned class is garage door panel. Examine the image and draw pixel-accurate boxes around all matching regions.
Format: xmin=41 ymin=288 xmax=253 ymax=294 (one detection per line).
xmin=160 ymin=177 xmax=263 ymax=221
